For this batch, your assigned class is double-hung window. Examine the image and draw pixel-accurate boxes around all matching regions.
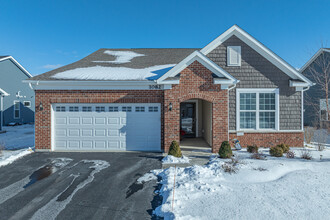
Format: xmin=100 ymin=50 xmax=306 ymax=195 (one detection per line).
xmin=237 ymin=89 xmax=279 ymax=130
xmin=14 ymin=101 xmax=20 ymax=119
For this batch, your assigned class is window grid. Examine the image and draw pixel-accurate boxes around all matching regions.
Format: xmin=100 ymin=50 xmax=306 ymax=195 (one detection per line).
xmin=122 ymin=106 xmax=132 ymax=112
xmin=95 ymin=106 xmax=105 ymax=112
xmin=148 ymin=106 xmax=158 ymax=112
xmin=239 ymin=91 xmax=277 ymax=130
xmin=69 ymin=106 xmax=79 ymax=112
xmin=82 ymin=106 xmax=92 ymax=112
xmin=109 ymin=106 xmax=119 ymax=112
xmin=56 ymin=106 xmax=66 ymax=112
xmin=135 ymin=106 xmax=145 ymax=112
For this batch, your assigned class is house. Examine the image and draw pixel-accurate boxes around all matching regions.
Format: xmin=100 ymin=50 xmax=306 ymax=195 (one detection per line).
xmin=0 ymin=88 xmax=10 ymax=131
xmin=0 ymin=56 xmax=35 ymax=127
xmin=300 ymin=48 xmax=330 ymax=128
xmin=26 ymin=25 xmax=313 ymax=153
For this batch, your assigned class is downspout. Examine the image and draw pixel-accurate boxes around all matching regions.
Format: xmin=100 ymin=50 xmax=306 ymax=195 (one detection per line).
xmin=227 ymin=80 xmax=240 ymax=141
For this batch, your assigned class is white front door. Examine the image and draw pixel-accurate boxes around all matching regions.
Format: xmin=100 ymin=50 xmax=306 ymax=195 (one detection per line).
xmin=52 ymin=103 xmax=161 ymax=151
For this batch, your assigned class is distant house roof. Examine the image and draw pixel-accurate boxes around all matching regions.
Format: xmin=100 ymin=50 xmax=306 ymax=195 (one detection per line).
xmin=29 ymin=48 xmax=198 ymax=81
xmin=300 ymin=48 xmax=330 ymax=73
xmin=0 ymin=56 xmax=32 ymax=78
xmin=0 ymin=88 xmax=9 ymax=96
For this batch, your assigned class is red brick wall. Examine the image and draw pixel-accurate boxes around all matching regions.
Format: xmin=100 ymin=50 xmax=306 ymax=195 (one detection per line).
xmin=229 ymin=132 xmax=304 ymax=148
xmin=164 ymin=61 xmax=229 ymax=153
xmin=35 ymin=90 xmax=164 ymax=150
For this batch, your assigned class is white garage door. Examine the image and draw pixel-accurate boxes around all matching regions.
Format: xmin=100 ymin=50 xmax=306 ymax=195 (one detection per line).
xmin=52 ymin=103 xmax=161 ymax=151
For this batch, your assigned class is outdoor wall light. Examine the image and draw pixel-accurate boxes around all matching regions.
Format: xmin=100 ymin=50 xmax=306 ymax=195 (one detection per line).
xmin=39 ymin=102 xmax=43 ymax=111
xmin=169 ymin=102 xmax=173 ymax=111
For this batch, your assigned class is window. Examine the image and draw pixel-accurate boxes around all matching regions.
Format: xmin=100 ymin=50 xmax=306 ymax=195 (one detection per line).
xmin=82 ymin=106 xmax=92 ymax=112
xmin=319 ymin=99 xmax=330 ymax=121
xmin=227 ymin=46 xmax=241 ymax=66
xmin=148 ymin=106 xmax=158 ymax=112
xmin=135 ymin=106 xmax=145 ymax=112
xmin=23 ymin=101 xmax=31 ymax=107
xmin=69 ymin=106 xmax=79 ymax=112
xmin=95 ymin=106 xmax=105 ymax=112
xmin=237 ymin=89 xmax=278 ymax=130
xmin=109 ymin=106 xmax=119 ymax=112
xmin=55 ymin=106 xmax=66 ymax=112
xmin=122 ymin=106 xmax=132 ymax=112
xmin=14 ymin=101 xmax=20 ymax=119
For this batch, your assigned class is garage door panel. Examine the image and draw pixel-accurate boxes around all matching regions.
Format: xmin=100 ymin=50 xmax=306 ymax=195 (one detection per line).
xmin=53 ymin=103 xmax=161 ymax=151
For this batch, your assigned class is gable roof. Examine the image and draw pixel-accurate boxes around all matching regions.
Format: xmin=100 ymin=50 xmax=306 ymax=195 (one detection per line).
xmin=0 ymin=88 xmax=9 ymax=96
xmin=29 ymin=48 xmax=198 ymax=81
xmin=300 ymin=48 xmax=330 ymax=73
xmin=0 ymin=56 xmax=32 ymax=78
xmin=157 ymin=51 xmax=238 ymax=85
xmin=200 ymin=25 xmax=313 ymax=86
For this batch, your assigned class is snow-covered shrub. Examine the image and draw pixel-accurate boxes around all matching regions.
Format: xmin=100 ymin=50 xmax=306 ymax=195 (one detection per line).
xmin=300 ymin=149 xmax=312 ymax=160
xmin=251 ymin=153 xmax=266 ymax=160
xmin=218 ymin=141 xmax=232 ymax=158
xmin=277 ymin=144 xmax=290 ymax=153
xmin=269 ymin=146 xmax=283 ymax=157
xmin=247 ymin=145 xmax=258 ymax=153
xmin=221 ymin=163 xmax=238 ymax=174
xmin=286 ymin=150 xmax=295 ymax=158
xmin=253 ymin=167 xmax=268 ymax=171
xmin=168 ymin=140 xmax=182 ymax=158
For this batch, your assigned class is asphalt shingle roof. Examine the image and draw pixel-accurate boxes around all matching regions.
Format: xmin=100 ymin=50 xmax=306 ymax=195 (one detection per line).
xmin=29 ymin=48 xmax=198 ymax=81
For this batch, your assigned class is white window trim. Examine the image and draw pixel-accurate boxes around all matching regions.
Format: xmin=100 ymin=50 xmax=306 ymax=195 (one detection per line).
xmin=236 ymin=88 xmax=279 ymax=131
xmin=23 ymin=101 xmax=31 ymax=107
xmin=227 ymin=46 xmax=241 ymax=67
xmin=14 ymin=100 xmax=20 ymax=119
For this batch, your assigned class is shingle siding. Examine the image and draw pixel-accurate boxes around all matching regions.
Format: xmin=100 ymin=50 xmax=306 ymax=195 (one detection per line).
xmin=207 ymin=35 xmax=301 ymax=130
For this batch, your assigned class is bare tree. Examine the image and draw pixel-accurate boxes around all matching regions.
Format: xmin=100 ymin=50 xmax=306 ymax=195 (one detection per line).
xmin=304 ymin=47 xmax=330 ymax=127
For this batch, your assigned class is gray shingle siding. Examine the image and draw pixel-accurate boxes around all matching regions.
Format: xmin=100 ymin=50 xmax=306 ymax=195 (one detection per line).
xmin=207 ymin=35 xmax=301 ymax=130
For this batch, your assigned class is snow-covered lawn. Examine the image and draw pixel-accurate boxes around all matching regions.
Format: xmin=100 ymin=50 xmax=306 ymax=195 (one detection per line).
xmin=0 ymin=124 xmax=35 ymax=167
xmin=162 ymin=155 xmax=190 ymax=164
xmin=0 ymin=124 xmax=34 ymax=150
xmin=152 ymin=147 xmax=330 ymax=220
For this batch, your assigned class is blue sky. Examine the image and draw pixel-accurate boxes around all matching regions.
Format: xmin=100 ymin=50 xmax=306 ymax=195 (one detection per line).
xmin=0 ymin=0 xmax=329 ymax=75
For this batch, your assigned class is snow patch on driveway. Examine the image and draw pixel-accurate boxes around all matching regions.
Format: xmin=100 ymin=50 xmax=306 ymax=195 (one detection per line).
xmin=30 ymin=160 xmax=110 ymax=220
xmin=0 ymin=148 xmax=33 ymax=167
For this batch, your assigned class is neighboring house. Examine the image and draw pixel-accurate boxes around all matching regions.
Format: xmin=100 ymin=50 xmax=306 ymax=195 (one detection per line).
xmin=26 ymin=25 xmax=313 ymax=153
xmin=0 ymin=56 xmax=35 ymax=126
xmin=300 ymin=48 xmax=330 ymax=127
xmin=0 ymin=88 xmax=10 ymax=131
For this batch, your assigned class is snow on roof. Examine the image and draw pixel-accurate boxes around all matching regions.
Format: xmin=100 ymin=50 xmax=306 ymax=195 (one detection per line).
xmin=51 ymin=64 xmax=176 ymax=81
xmin=93 ymin=50 xmax=145 ymax=64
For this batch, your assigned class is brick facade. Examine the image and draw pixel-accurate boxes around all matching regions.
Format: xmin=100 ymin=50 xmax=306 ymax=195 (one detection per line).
xmin=229 ymin=132 xmax=304 ymax=148
xmin=34 ymin=61 xmax=304 ymax=152
xmin=164 ymin=61 xmax=229 ymax=153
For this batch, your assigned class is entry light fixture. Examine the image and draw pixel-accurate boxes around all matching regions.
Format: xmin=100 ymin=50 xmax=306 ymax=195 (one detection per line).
xmin=169 ymin=102 xmax=173 ymax=111
xmin=39 ymin=102 xmax=43 ymax=111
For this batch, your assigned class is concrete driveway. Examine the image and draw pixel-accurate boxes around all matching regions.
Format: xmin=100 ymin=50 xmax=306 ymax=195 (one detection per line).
xmin=0 ymin=152 xmax=163 ymax=220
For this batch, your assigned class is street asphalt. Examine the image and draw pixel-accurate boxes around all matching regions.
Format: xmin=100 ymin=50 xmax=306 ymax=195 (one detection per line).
xmin=0 ymin=152 xmax=163 ymax=220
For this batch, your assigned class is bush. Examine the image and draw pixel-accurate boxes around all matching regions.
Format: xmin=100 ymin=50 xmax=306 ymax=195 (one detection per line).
xmin=251 ymin=153 xmax=267 ymax=160
xmin=269 ymin=146 xmax=283 ymax=157
xmin=286 ymin=150 xmax=295 ymax=158
xmin=300 ymin=149 xmax=312 ymax=160
xmin=277 ymin=143 xmax=290 ymax=153
xmin=168 ymin=141 xmax=182 ymax=158
xmin=218 ymin=141 xmax=232 ymax=158
xmin=247 ymin=145 xmax=258 ymax=153
xmin=222 ymin=163 xmax=238 ymax=174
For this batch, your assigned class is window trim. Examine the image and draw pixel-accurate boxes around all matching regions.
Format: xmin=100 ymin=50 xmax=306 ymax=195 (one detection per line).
xmin=236 ymin=88 xmax=279 ymax=131
xmin=23 ymin=101 xmax=31 ymax=107
xmin=13 ymin=100 xmax=20 ymax=119
xmin=227 ymin=46 xmax=241 ymax=67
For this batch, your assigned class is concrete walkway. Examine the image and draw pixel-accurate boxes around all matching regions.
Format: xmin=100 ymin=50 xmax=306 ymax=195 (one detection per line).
xmin=162 ymin=138 xmax=213 ymax=169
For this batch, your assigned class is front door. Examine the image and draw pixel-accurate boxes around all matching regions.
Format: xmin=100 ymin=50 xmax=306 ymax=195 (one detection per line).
xmin=180 ymin=102 xmax=196 ymax=138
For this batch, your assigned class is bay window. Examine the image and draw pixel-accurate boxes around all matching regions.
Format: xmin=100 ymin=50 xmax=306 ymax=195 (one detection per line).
xmin=237 ymin=89 xmax=279 ymax=130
